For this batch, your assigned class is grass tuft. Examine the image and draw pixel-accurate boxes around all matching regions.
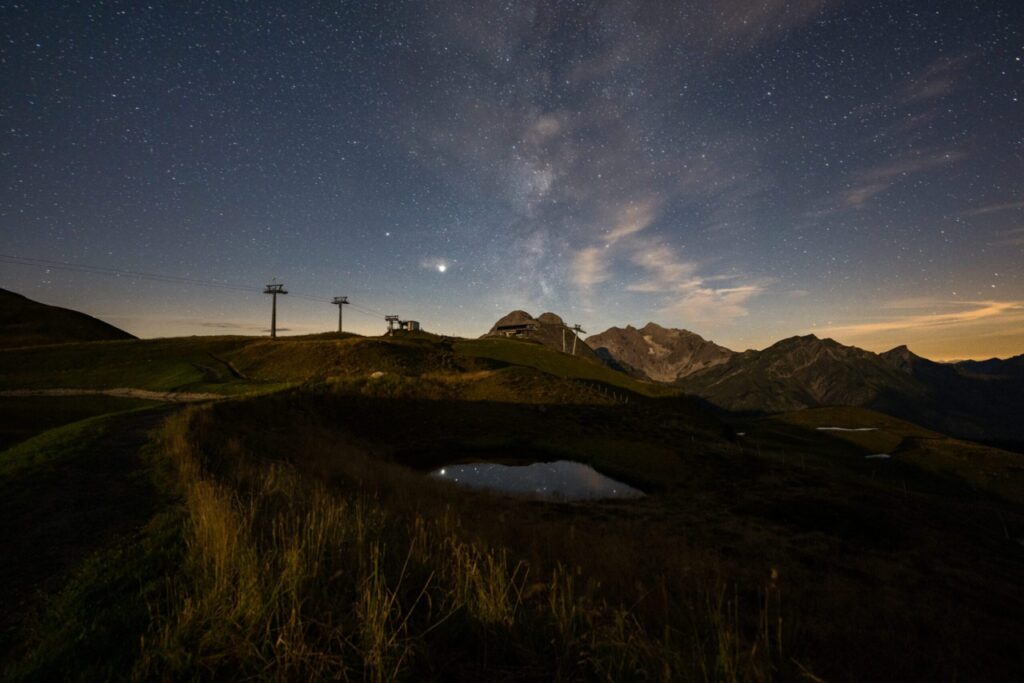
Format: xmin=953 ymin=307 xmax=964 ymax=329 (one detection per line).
xmin=129 ymin=404 xmax=794 ymax=681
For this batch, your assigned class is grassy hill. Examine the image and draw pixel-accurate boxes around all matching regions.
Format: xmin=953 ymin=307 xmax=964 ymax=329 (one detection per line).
xmin=762 ymin=406 xmax=1024 ymax=504
xmin=0 ymin=395 xmax=161 ymax=451
xmin=454 ymin=336 xmax=678 ymax=398
xmin=0 ymin=289 xmax=135 ymax=349
xmin=3 ymin=328 xmax=1024 ymax=681
xmin=0 ymin=331 xmax=679 ymax=399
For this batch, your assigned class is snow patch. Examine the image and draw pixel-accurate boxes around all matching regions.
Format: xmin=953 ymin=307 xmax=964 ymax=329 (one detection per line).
xmin=816 ymin=427 xmax=879 ymax=432
xmin=642 ymin=335 xmax=670 ymax=357
xmin=864 ymin=453 xmax=891 ymax=459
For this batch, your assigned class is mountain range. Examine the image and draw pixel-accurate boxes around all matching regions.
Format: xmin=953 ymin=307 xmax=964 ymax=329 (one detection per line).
xmin=1 ymin=289 xmax=1020 ymax=448
xmin=586 ymin=322 xmax=733 ymax=382
xmin=585 ymin=321 xmax=1024 ymax=448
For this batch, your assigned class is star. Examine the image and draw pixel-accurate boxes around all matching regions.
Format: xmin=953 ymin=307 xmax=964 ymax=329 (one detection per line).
xmin=1 ymin=0 xmax=1018 ymax=358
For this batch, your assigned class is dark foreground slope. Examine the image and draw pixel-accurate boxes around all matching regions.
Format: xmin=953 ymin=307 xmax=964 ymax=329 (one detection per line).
xmin=0 ymin=289 xmax=135 ymax=348
xmin=2 ymin=331 xmax=1023 ymax=681
xmin=0 ymin=408 xmax=173 ymax=653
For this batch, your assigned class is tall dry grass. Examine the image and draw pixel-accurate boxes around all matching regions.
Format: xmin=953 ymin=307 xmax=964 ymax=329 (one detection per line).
xmin=135 ymin=405 xmax=794 ymax=681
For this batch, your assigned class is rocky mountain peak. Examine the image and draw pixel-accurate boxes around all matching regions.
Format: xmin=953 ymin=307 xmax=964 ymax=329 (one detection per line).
xmin=586 ymin=323 xmax=734 ymax=383
xmin=770 ymin=334 xmax=847 ymax=354
xmin=880 ymin=344 xmax=930 ymax=373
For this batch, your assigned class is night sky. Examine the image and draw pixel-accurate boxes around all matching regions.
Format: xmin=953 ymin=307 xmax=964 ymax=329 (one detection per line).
xmin=2 ymin=1 xmax=1022 ymax=359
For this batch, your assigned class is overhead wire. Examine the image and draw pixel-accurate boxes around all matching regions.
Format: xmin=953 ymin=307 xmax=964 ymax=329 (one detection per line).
xmin=0 ymin=253 xmax=391 ymax=320
xmin=0 ymin=253 xmax=255 ymax=294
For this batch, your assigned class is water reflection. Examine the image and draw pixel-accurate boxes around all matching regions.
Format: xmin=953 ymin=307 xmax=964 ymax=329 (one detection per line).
xmin=431 ymin=460 xmax=644 ymax=501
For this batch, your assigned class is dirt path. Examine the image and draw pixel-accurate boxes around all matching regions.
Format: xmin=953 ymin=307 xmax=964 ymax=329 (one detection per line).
xmin=0 ymin=408 xmax=175 ymax=645
xmin=0 ymin=388 xmax=223 ymax=402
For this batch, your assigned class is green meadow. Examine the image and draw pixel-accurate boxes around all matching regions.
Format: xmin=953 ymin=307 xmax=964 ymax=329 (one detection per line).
xmin=2 ymin=333 xmax=1023 ymax=681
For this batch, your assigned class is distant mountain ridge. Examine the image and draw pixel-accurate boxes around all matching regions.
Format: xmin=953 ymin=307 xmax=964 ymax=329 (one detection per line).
xmin=4 ymin=290 xmax=1021 ymax=446
xmin=0 ymin=289 xmax=135 ymax=348
xmin=581 ymin=320 xmax=1022 ymax=445
xmin=874 ymin=344 xmax=1024 ymax=445
xmin=681 ymin=334 xmax=927 ymax=411
xmin=583 ymin=325 xmax=1021 ymax=446
xmin=585 ymin=322 xmax=733 ymax=382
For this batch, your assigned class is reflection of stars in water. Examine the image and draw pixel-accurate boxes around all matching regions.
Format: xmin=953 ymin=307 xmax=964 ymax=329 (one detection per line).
xmin=431 ymin=460 xmax=643 ymax=500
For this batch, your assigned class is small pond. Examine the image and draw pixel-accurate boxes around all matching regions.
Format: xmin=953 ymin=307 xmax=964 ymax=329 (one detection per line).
xmin=430 ymin=460 xmax=644 ymax=501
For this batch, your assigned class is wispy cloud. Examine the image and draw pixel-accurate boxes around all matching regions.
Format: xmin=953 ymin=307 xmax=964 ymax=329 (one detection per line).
xmin=680 ymin=0 xmax=840 ymax=55
xmin=397 ymin=2 xmax=798 ymax=318
xmin=824 ymin=52 xmax=977 ymax=214
xmin=840 ymin=150 xmax=966 ymax=208
xmin=602 ymin=198 xmax=660 ymax=244
xmin=816 ymin=300 xmax=1024 ymax=337
xmin=625 ymin=240 xmax=765 ymax=323
xmin=570 ymin=246 xmax=610 ymax=291
xmin=898 ymin=53 xmax=975 ymax=105
xmin=854 ymin=52 xmax=974 ymax=117
xmin=661 ymin=284 xmax=764 ymax=323
xmin=571 ymin=196 xmax=766 ymax=323
xmin=542 ymin=0 xmax=834 ymax=77
xmin=988 ymin=227 xmax=1024 ymax=247
xmin=963 ymin=201 xmax=1024 ymax=217
xmin=626 ymin=245 xmax=699 ymax=293
xmin=524 ymin=113 xmax=562 ymax=144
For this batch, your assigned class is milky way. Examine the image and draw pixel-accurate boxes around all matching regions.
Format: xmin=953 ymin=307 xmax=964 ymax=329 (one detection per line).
xmin=2 ymin=1 xmax=1022 ymax=358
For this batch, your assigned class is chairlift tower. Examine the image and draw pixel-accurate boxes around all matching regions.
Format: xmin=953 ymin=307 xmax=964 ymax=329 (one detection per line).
xmin=263 ymin=281 xmax=288 ymax=339
xmin=332 ymin=296 xmax=349 ymax=333
xmin=571 ymin=324 xmax=586 ymax=355
xmin=385 ymin=314 xmax=400 ymax=336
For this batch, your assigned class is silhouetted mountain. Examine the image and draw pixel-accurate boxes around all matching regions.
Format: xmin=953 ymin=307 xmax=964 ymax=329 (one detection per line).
xmin=877 ymin=344 xmax=921 ymax=373
xmin=0 ymin=289 xmax=135 ymax=348
xmin=587 ymin=326 xmax=1024 ymax=445
xmin=586 ymin=323 xmax=734 ymax=382
xmin=681 ymin=334 xmax=926 ymax=412
xmin=484 ymin=310 xmax=602 ymax=362
xmin=877 ymin=345 xmax=1024 ymax=446
xmin=950 ymin=353 xmax=1024 ymax=380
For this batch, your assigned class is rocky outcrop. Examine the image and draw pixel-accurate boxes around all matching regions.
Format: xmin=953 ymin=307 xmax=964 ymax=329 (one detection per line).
xmin=484 ymin=311 xmax=601 ymax=362
xmin=490 ymin=310 xmax=536 ymax=330
xmin=536 ymin=312 xmax=565 ymax=326
xmin=586 ymin=322 xmax=734 ymax=382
